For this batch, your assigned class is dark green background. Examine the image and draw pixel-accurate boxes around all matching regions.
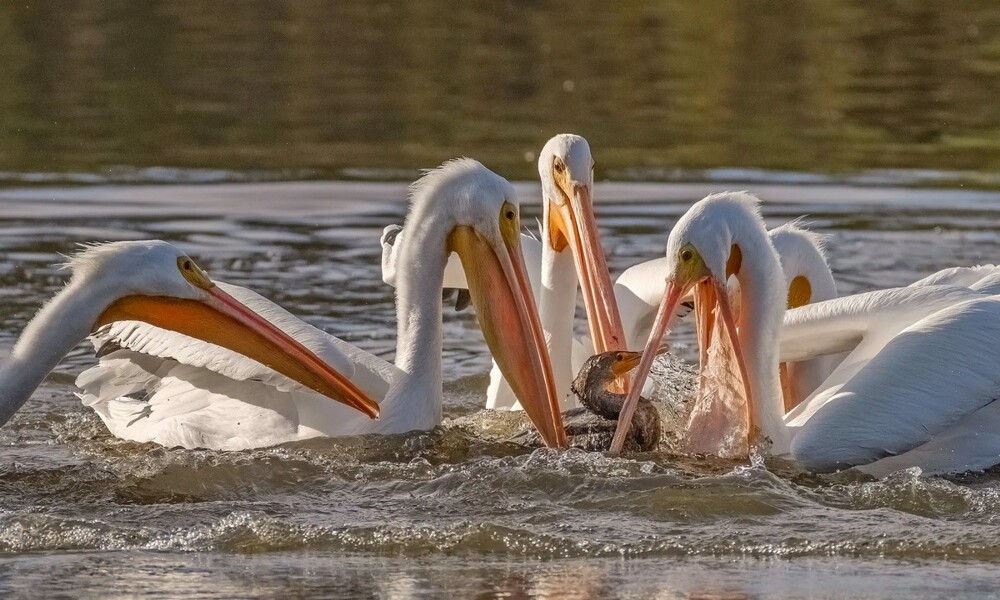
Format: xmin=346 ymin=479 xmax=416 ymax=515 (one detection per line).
xmin=1 ymin=1 xmax=997 ymax=180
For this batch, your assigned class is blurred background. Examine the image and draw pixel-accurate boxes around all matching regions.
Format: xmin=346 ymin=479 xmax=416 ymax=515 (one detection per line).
xmin=0 ymin=0 xmax=998 ymax=185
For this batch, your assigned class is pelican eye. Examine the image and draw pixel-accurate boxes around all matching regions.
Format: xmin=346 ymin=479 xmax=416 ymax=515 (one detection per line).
xmin=553 ymin=160 xmax=565 ymax=174
xmin=498 ymin=201 xmax=520 ymax=241
xmin=680 ymin=249 xmax=694 ymax=262
xmin=177 ymin=256 xmax=214 ymax=289
xmin=615 ymin=352 xmax=624 ymax=361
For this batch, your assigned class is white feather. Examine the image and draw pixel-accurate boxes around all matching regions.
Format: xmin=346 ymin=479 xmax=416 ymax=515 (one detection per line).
xmin=908 ymin=264 xmax=999 ymax=288
xmin=791 ymin=297 xmax=1000 ymax=472
xmin=76 ymin=282 xmax=404 ymax=449
xmin=75 ymin=159 xmax=525 ymax=449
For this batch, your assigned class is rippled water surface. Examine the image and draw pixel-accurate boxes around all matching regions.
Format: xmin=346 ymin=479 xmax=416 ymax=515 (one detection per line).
xmin=2 ymin=182 xmax=1000 ymax=598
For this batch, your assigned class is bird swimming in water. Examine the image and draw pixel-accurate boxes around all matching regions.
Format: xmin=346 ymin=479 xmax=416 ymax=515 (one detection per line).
xmin=515 ymin=351 xmax=663 ymax=453
xmin=568 ymin=351 xmax=663 ymax=453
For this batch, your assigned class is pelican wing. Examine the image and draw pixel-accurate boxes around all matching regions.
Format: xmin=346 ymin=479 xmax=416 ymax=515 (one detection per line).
xmin=789 ymin=297 xmax=1000 ymax=472
xmin=857 ymin=398 xmax=1000 ymax=478
xmin=613 ymin=257 xmax=711 ymax=350
xmin=76 ymin=282 xmax=398 ymax=449
xmin=615 ymin=257 xmax=669 ymax=351
xmin=380 ymin=224 xmax=404 ymax=286
xmin=778 ymin=285 xmax=979 ymax=363
xmin=969 ymin=273 xmax=1000 ymax=295
xmin=908 ymin=264 xmax=998 ymax=288
xmin=77 ymin=352 xmax=345 ymax=449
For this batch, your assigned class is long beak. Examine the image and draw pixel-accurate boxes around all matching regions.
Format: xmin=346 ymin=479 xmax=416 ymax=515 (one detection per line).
xmin=779 ymin=363 xmax=795 ymax=413
xmin=694 ymin=281 xmax=716 ymax=376
xmin=711 ymin=278 xmax=756 ymax=443
xmin=450 ymin=227 xmax=567 ymax=448
xmin=93 ymin=288 xmax=380 ymax=419
xmin=609 ymin=278 xmax=689 ymax=454
xmin=551 ymin=184 xmax=626 ymax=354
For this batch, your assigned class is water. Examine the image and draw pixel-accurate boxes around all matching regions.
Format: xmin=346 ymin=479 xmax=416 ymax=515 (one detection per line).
xmin=1 ymin=2 xmax=999 ymax=183
xmin=2 ymin=2 xmax=1000 ymax=596
xmin=2 ymin=182 xmax=1000 ymax=598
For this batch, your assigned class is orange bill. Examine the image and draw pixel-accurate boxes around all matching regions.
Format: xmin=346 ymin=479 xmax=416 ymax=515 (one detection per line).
xmin=610 ymin=272 xmax=757 ymax=456
xmin=450 ymin=225 xmax=568 ymax=448
xmin=779 ymin=362 xmax=795 ymax=413
xmin=609 ymin=277 xmax=690 ymax=454
xmin=711 ymin=278 xmax=756 ymax=446
xmin=549 ymin=183 xmax=626 ymax=356
xmin=93 ymin=289 xmax=380 ymax=419
xmin=609 ymin=351 xmax=643 ymax=379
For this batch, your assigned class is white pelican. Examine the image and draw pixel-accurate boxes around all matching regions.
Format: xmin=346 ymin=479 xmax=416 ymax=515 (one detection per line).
xmin=613 ymin=221 xmax=839 ymax=411
xmin=385 ymin=182 xmax=839 ymax=415
xmin=382 ymin=135 xmax=626 ymax=412
xmin=0 ymin=240 xmax=380 ymax=430
xmin=77 ymin=159 xmax=568 ymax=450
xmin=613 ymin=192 xmax=1000 ymax=476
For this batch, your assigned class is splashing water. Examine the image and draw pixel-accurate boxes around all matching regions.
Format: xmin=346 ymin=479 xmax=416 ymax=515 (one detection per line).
xmin=2 ymin=181 xmax=1000 ymax=597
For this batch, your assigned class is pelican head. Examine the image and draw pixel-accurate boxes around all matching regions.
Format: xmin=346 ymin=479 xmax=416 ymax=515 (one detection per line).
xmin=538 ymin=134 xmax=625 ymax=354
xmin=403 ymin=159 xmax=567 ymax=447
xmin=70 ymin=241 xmax=215 ymax=300
xmin=768 ymin=222 xmax=835 ymax=310
xmin=611 ymin=192 xmax=782 ymax=455
xmin=78 ymin=241 xmax=380 ymax=419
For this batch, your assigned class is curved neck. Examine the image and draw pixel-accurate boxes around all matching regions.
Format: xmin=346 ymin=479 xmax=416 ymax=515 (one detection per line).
xmin=733 ymin=226 xmax=793 ymax=452
xmin=574 ymin=372 xmax=626 ymax=421
xmin=386 ymin=216 xmax=449 ymax=428
xmin=539 ymin=237 xmax=577 ymax=406
xmin=0 ymin=279 xmax=111 ymax=426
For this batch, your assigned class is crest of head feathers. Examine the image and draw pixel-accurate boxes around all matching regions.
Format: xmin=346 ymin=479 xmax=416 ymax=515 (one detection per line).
xmin=770 ymin=218 xmax=831 ymax=258
xmin=60 ymin=242 xmax=133 ymax=276
xmin=58 ymin=240 xmax=186 ymax=284
xmin=401 ymin=158 xmax=514 ymax=232
xmin=407 ymin=158 xmax=487 ymax=207
xmin=702 ymin=190 xmax=763 ymax=215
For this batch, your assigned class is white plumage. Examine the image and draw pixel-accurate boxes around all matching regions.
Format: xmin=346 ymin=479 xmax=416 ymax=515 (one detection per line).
xmin=0 ymin=240 xmax=382 ymax=438
xmin=615 ymin=221 xmax=840 ymax=409
xmin=384 ymin=202 xmax=845 ymax=416
xmin=78 ymin=282 xmax=399 ymax=449
xmin=76 ymin=159 xmax=567 ymax=450
xmin=620 ymin=191 xmax=1000 ymax=475
xmin=789 ymin=295 xmax=1000 ymax=473
xmin=383 ymin=135 xmax=627 ymax=414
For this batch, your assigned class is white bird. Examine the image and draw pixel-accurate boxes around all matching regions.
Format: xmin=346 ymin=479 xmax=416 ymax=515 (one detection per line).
xmin=382 ymin=135 xmax=626 ymax=412
xmin=0 ymin=240 xmax=380 ymax=432
xmin=613 ymin=221 xmax=840 ymax=411
xmin=385 ymin=156 xmax=840 ymax=415
xmin=771 ymin=242 xmax=998 ymax=410
xmin=77 ymin=159 xmax=568 ymax=450
xmin=614 ymin=191 xmax=1000 ymax=477
xmin=615 ymin=226 xmax=1000 ymax=414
